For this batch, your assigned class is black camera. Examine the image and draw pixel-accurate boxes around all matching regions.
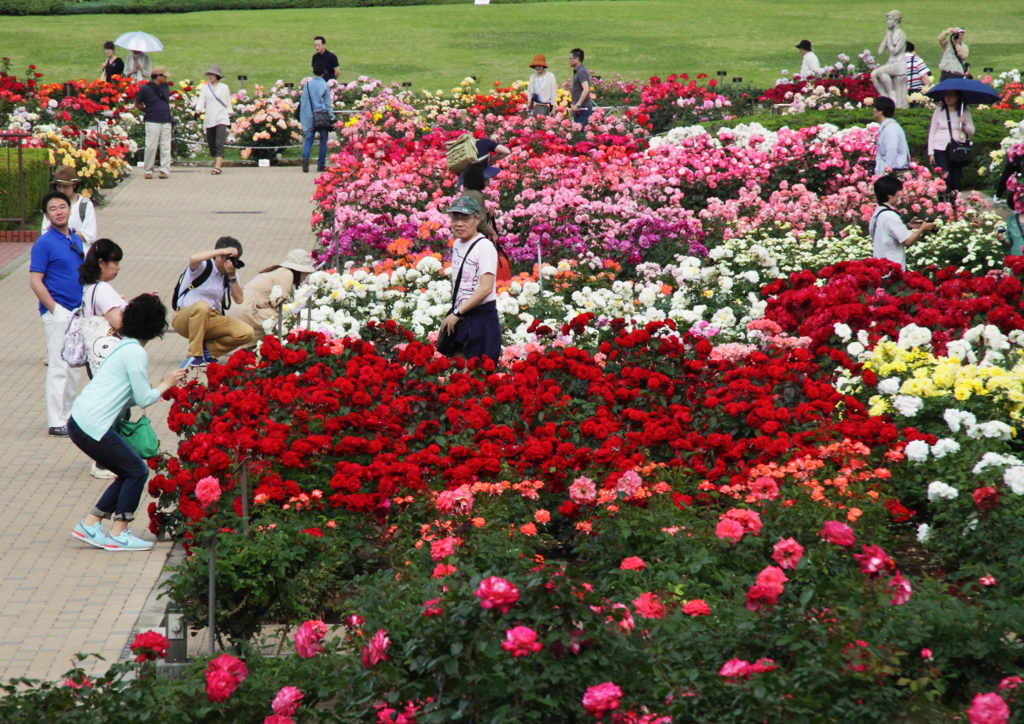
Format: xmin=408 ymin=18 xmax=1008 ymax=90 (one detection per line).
xmin=231 ymin=258 xmax=246 ymax=269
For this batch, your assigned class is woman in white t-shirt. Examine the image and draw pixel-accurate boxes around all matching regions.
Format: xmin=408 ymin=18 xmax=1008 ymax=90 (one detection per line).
xmin=77 ymin=238 xmax=128 ymax=480
xmin=79 ymin=238 xmax=127 ymax=334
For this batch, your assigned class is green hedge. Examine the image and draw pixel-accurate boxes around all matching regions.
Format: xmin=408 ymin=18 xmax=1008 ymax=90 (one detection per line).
xmin=2 ymin=0 xmax=618 ymax=14
xmin=0 ymin=148 xmax=50 ymax=231
xmin=701 ymin=107 xmax=1024 ymax=190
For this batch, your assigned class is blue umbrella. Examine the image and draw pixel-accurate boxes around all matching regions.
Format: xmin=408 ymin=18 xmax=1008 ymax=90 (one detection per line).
xmin=924 ymin=78 xmax=1000 ymax=105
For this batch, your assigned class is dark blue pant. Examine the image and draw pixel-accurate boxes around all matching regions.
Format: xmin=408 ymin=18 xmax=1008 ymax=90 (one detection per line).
xmin=303 ymin=128 xmax=329 ymax=170
xmin=68 ymin=416 xmax=149 ymax=521
xmin=455 ymin=301 xmax=501 ymax=364
xmin=933 ymin=149 xmax=963 ymax=193
xmin=573 ymin=108 xmax=593 ymax=130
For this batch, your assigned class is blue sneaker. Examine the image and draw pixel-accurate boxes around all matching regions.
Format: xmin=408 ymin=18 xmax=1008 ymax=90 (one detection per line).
xmin=72 ymin=519 xmax=108 ymax=550
xmin=179 ymin=356 xmax=208 ymax=369
xmin=104 ymin=529 xmax=155 ymax=552
xmin=202 ymin=347 xmax=215 ymax=364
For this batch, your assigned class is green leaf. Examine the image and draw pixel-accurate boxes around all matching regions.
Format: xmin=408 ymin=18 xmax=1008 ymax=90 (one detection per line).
xmin=799 ymin=587 xmax=815 ymax=607
xmin=450 ymin=641 xmax=463 ymax=656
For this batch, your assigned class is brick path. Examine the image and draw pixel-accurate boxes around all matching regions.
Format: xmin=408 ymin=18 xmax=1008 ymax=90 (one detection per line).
xmin=0 ymin=167 xmax=317 ymax=682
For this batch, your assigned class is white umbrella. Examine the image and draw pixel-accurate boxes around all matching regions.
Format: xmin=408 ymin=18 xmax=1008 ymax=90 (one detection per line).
xmin=114 ymin=31 xmax=164 ymax=53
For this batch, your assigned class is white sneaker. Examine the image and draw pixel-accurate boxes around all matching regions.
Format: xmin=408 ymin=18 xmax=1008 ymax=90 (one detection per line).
xmin=90 ymin=463 xmax=117 ymax=479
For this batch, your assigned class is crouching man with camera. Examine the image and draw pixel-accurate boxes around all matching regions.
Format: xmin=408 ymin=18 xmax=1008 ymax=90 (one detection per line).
xmin=171 ymin=236 xmax=254 ymax=369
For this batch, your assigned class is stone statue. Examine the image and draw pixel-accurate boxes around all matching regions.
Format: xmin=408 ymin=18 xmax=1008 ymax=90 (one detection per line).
xmin=871 ymin=10 xmax=908 ymax=108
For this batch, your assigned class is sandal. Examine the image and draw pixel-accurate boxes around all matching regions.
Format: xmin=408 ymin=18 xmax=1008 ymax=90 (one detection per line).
xmin=210 ymin=168 xmax=222 ymax=175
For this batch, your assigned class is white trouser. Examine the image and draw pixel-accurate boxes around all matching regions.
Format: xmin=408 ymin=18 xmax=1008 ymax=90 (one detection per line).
xmin=144 ymin=122 xmax=172 ymax=175
xmin=42 ymin=304 xmax=81 ymax=428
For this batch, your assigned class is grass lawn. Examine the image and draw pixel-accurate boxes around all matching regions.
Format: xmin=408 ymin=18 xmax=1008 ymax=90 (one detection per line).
xmin=1 ymin=1 xmax=1022 ymax=92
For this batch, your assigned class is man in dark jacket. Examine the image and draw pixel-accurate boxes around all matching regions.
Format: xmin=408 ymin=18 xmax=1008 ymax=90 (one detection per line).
xmin=133 ymin=65 xmax=173 ymax=179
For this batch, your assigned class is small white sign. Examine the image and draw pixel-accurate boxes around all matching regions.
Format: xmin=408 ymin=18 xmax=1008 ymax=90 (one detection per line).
xmin=137 ymin=161 xmax=145 ymax=167
xmin=474 ymin=0 xmax=490 ymax=5
xmin=258 ymin=159 xmax=270 ymax=167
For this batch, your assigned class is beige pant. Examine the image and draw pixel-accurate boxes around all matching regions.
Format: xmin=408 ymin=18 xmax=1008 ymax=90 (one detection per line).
xmin=42 ymin=304 xmax=81 ymax=428
xmin=144 ymin=122 xmax=172 ymax=175
xmin=172 ymin=302 xmax=254 ymax=359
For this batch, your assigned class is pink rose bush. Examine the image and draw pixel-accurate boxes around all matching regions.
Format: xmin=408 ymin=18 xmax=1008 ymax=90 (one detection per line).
xmin=294 ymin=619 xmax=328 ymax=658
xmin=501 ymin=626 xmax=543 ymax=657
xmin=473 ymin=576 xmax=520 ymax=613
xmin=582 ymin=682 xmax=623 ymax=719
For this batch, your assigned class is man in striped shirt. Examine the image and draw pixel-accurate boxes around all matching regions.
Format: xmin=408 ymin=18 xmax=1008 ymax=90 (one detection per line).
xmin=905 ymin=42 xmax=931 ymax=93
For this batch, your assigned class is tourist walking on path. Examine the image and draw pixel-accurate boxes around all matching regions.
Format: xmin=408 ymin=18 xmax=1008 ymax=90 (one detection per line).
xmin=569 ymin=49 xmax=595 ymax=129
xmin=927 ymin=90 xmax=975 ymax=196
xmin=227 ymin=248 xmax=315 ymax=339
xmin=134 ymin=66 xmax=173 ymax=179
xmin=30 ymin=191 xmax=85 ymax=437
xmin=171 ymin=236 xmax=253 ymax=369
xmin=937 ymin=28 xmax=970 ymax=80
xmin=123 ymin=49 xmax=152 ymax=82
xmin=41 ymin=166 xmax=97 ymax=248
xmin=527 ymin=55 xmax=557 ymax=117
xmin=195 ymin=64 xmax=232 ymax=175
xmin=872 ymin=96 xmax=909 ymax=176
xmin=795 ymin=40 xmax=821 ymax=78
xmin=69 ymin=294 xmax=187 ymax=552
xmin=905 ymin=42 xmax=931 ymax=93
xmin=299 ymin=63 xmax=334 ymax=173
xmin=440 ymin=196 xmax=502 ymax=364
xmin=869 ymin=175 xmax=935 ymax=270
xmin=312 ymin=36 xmax=340 ymax=80
xmin=101 ymin=41 xmax=124 ymax=82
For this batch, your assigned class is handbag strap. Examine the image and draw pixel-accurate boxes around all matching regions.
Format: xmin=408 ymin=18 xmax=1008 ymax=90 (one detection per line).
xmin=944 ymin=106 xmax=963 ymax=143
xmin=450 ymin=236 xmax=484 ymax=313
xmin=206 ymin=84 xmax=228 ymax=109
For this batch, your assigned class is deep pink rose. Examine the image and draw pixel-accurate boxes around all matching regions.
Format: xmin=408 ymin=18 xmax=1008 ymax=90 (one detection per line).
xmin=967 ymin=692 xmax=1010 ymax=724
xmin=361 ymin=629 xmax=391 ymax=668
xmin=430 ymin=536 xmax=458 ymax=561
xmin=818 ymin=520 xmax=856 ymax=548
xmin=272 ymin=686 xmax=303 ymax=716
xmin=501 ymin=626 xmax=543 ymax=657
xmin=263 ymin=716 xmax=293 ymax=724
xmin=616 ymin=470 xmax=642 ymax=497
xmin=745 ymin=584 xmax=779 ymax=612
xmin=205 ymin=669 xmax=240 ymax=703
xmin=755 ymin=566 xmax=788 ymax=595
xmin=719 ymin=658 xmax=752 ymax=679
xmin=749 ymin=475 xmax=780 ymax=500
xmin=294 ymin=619 xmax=327 ymax=658
xmin=422 ymin=598 xmax=444 ymax=616
xmin=435 ymin=485 xmax=474 ymax=514
xmin=633 ymin=592 xmax=666 ymax=619
xmin=750 ymin=658 xmax=778 ymax=674
xmin=474 ymin=576 xmax=520 ymax=613
xmin=582 ymin=681 xmax=623 ymax=719
xmin=888 ymin=571 xmax=912 ymax=605
xmin=772 ymin=537 xmax=804 ymax=570
xmin=715 ymin=518 xmax=745 ymax=543
xmin=853 ymin=544 xmax=894 ymax=577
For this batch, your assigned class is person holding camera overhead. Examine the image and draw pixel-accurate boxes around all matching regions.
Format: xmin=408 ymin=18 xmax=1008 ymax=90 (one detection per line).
xmin=937 ymin=28 xmax=969 ymax=80
xmin=170 ymin=236 xmax=254 ymax=369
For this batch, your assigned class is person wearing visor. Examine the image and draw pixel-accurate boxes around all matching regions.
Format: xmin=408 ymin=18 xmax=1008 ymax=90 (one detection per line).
xmin=440 ymin=196 xmax=502 ymax=364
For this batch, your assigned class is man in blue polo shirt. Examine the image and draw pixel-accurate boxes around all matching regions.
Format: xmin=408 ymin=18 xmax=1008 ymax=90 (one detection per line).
xmin=30 ymin=191 xmax=85 ymax=436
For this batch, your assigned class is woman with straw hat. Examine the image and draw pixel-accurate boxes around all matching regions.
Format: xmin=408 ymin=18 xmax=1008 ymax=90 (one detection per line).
xmin=526 ymin=54 xmax=557 ymax=117
xmin=195 ymin=64 xmax=232 ymax=175
xmin=226 ymin=249 xmax=316 ymax=339
xmin=41 ymin=166 xmax=97 ymax=248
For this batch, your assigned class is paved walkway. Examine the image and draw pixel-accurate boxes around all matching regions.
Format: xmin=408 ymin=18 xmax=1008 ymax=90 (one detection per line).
xmin=0 ymin=166 xmax=318 ymax=682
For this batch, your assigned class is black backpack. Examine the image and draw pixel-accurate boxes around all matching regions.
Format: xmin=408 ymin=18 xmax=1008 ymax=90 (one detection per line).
xmin=171 ymin=261 xmax=215 ymax=312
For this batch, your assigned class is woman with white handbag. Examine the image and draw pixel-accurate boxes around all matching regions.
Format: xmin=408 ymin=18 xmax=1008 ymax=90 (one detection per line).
xmin=78 ymin=239 xmax=127 ymax=479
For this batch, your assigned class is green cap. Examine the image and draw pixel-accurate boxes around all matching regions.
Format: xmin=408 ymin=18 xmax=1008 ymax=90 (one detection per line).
xmin=448 ymin=195 xmax=482 ymax=215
